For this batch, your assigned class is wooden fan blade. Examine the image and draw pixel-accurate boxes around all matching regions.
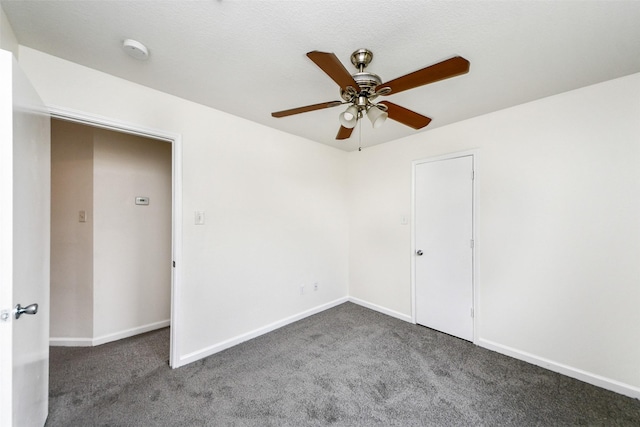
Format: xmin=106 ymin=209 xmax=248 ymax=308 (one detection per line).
xmin=379 ymin=101 xmax=432 ymax=129
xmin=272 ymin=101 xmax=342 ymax=118
xmin=336 ymin=126 xmax=354 ymax=140
xmin=307 ymin=51 xmax=360 ymax=92
xmin=377 ymin=56 xmax=470 ymax=95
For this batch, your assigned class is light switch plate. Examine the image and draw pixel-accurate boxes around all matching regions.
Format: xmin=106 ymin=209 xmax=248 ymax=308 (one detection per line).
xmin=195 ymin=211 xmax=205 ymax=225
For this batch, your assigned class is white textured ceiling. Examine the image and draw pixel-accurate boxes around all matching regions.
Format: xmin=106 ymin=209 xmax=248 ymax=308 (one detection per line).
xmin=3 ymin=1 xmax=640 ymax=151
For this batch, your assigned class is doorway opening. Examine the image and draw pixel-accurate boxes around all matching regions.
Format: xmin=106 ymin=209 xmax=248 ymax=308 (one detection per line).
xmin=48 ymin=108 xmax=182 ymax=367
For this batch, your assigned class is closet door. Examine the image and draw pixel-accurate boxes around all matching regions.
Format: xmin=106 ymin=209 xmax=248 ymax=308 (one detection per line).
xmin=414 ymin=155 xmax=473 ymax=341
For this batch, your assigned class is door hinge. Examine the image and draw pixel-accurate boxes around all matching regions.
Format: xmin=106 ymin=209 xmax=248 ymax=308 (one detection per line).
xmin=471 ymin=170 xmax=475 ymax=180
xmin=470 ymin=307 xmax=474 ymax=318
xmin=172 ymin=261 xmax=176 ymax=268
xmin=470 ymin=239 xmax=474 ymax=249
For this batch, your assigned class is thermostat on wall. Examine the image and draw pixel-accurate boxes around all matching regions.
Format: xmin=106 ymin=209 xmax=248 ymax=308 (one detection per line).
xmin=135 ymin=197 xmax=150 ymax=205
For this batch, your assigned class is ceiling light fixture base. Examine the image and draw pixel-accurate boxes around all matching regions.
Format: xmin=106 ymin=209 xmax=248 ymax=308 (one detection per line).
xmin=123 ymin=39 xmax=149 ymax=60
xmin=350 ymin=48 xmax=373 ymax=71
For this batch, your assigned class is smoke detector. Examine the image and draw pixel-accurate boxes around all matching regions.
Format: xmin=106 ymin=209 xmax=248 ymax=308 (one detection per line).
xmin=122 ymin=39 xmax=149 ymax=60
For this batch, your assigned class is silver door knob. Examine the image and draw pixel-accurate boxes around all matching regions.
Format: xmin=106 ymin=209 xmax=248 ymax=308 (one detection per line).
xmin=15 ymin=303 xmax=38 ymax=319
xmin=416 ymin=250 xmax=423 ymax=256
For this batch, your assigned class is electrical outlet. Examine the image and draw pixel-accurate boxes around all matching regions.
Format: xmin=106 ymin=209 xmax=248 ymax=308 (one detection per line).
xmin=313 ymin=282 xmax=319 ymax=291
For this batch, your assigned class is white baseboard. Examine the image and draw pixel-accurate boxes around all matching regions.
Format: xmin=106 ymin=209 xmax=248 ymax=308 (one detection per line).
xmin=174 ymin=297 xmax=349 ymax=368
xmin=348 ymin=296 xmax=413 ymax=323
xmin=50 ymin=319 xmax=170 ymax=347
xmin=478 ymin=338 xmax=640 ymax=400
xmin=49 ymin=337 xmax=93 ymax=347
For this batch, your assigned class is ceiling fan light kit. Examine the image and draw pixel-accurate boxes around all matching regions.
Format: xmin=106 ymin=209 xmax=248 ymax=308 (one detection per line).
xmin=367 ymin=105 xmax=388 ymax=129
xmin=271 ymin=48 xmax=470 ymax=141
xmin=339 ymin=104 xmax=359 ymax=128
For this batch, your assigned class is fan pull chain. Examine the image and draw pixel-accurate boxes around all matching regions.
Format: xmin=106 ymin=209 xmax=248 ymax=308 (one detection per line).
xmin=358 ymin=117 xmax=362 ymax=151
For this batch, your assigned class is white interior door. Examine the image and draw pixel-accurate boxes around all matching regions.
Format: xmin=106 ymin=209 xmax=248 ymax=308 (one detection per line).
xmin=0 ymin=50 xmax=51 ymax=426
xmin=414 ymin=155 xmax=473 ymax=341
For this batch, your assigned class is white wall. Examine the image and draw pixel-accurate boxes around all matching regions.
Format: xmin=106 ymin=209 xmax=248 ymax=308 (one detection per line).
xmin=92 ymin=127 xmax=172 ymax=339
xmin=18 ymin=47 xmax=349 ymax=363
xmin=50 ymin=119 xmax=94 ymax=339
xmin=348 ymin=73 xmax=640 ymax=395
xmin=0 ymin=5 xmax=18 ymax=57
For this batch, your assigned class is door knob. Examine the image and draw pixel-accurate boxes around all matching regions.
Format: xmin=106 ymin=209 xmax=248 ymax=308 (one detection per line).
xmin=15 ymin=303 xmax=38 ymax=319
xmin=416 ymin=250 xmax=423 ymax=256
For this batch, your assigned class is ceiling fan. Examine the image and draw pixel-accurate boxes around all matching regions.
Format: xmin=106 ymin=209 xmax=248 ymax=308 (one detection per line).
xmin=271 ymin=49 xmax=470 ymax=140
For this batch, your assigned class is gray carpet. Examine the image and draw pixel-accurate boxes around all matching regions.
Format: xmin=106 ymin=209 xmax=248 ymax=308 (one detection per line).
xmin=46 ymin=302 xmax=640 ymax=426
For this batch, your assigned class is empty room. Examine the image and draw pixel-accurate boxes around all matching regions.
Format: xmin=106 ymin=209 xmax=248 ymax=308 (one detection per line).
xmin=1 ymin=1 xmax=639 ymax=425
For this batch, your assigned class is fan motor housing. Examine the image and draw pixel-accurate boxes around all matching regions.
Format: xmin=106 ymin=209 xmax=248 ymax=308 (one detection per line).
xmin=354 ymin=72 xmax=382 ymax=89
xmin=341 ymin=72 xmax=382 ymax=101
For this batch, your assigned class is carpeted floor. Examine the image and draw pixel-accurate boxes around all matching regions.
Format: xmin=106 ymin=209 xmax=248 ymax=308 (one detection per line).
xmin=46 ymin=302 xmax=640 ymax=426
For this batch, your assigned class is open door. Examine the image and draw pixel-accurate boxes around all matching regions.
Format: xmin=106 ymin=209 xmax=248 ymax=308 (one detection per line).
xmin=0 ymin=50 xmax=51 ymax=426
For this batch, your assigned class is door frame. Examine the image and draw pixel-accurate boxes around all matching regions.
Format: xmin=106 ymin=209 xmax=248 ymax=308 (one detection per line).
xmin=411 ymin=149 xmax=478 ymax=343
xmin=48 ymin=105 xmax=182 ymax=367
